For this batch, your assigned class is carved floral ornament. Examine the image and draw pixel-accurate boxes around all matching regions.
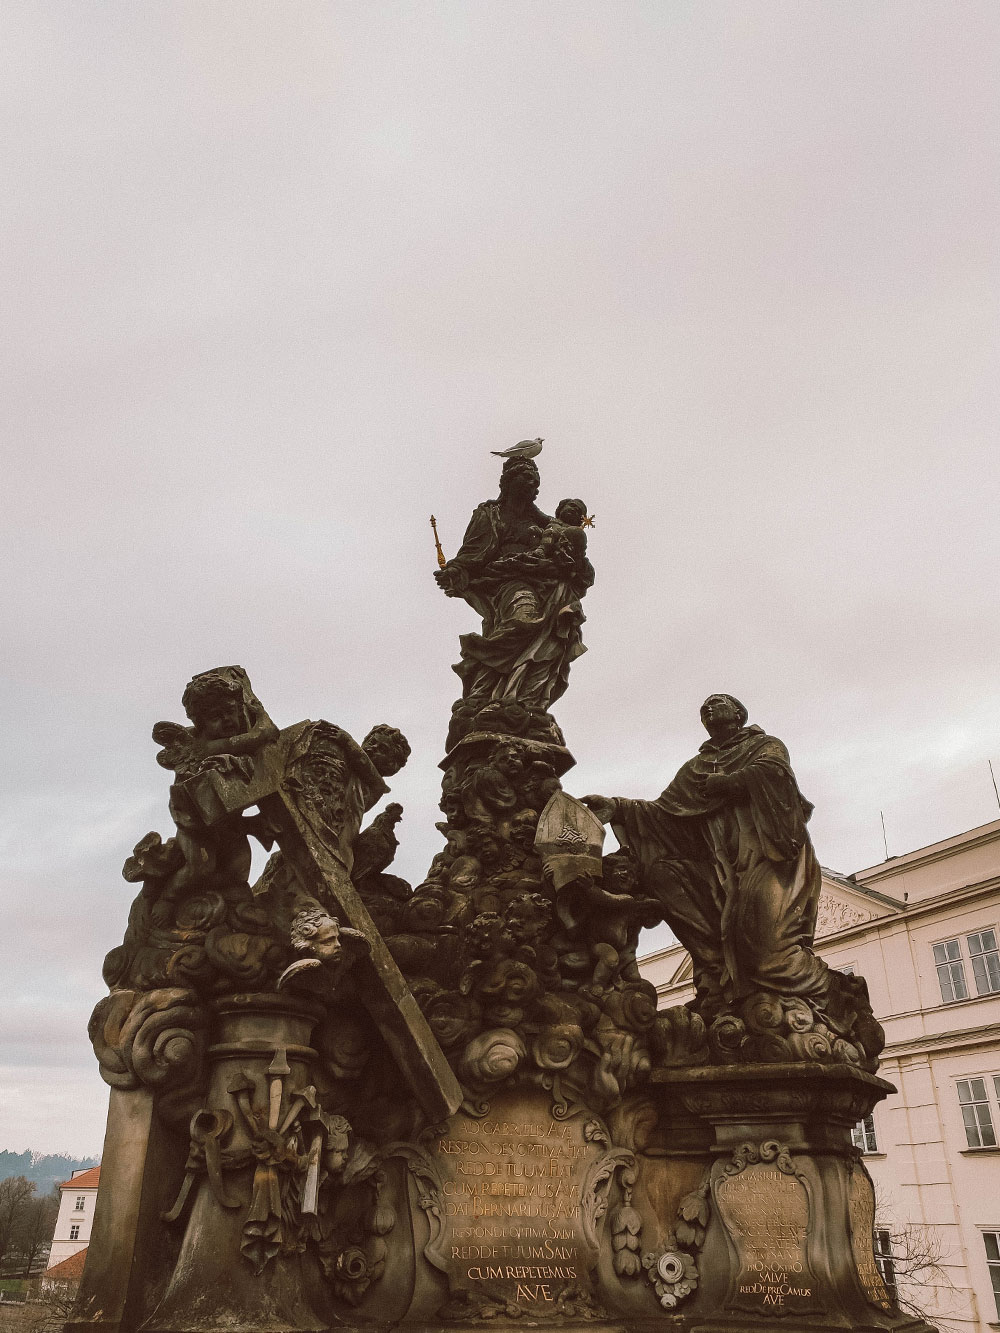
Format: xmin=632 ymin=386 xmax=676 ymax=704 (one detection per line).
xmin=815 ymin=892 xmax=876 ymax=937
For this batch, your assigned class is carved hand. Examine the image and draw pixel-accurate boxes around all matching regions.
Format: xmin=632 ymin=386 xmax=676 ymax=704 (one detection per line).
xmin=434 ymin=565 xmax=463 ymax=596
xmin=581 ymin=794 xmax=618 ymax=824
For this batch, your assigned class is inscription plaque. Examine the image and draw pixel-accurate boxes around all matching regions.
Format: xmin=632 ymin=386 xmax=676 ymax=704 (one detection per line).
xmin=848 ymin=1165 xmax=893 ymax=1311
xmin=713 ymin=1143 xmax=820 ymax=1315
xmin=425 ymin=1090 xmax=611 ymax=1315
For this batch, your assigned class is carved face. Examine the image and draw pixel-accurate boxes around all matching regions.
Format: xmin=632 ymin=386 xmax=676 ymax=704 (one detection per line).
xmin=363 ymin=728 xmax=408 ymax=776
xmin=555 ymin=499 xmax=587 ymax=526
xmin=700 ymin=694 xmax=744 ymax=738
xmin=493 ymin=743 xmax=523 ymax=777
xmin=603 ymin=857 xmax=636 ymax=894
xmin=502 ymin=465 xmax=540 ymax=504
xmin=309 ymin=918 xmax=343 ymax=961
xmin=324 ymin=1130 xmax=349 ymax=1174
xmin=189 ymin=692 xmax=246 ymax=740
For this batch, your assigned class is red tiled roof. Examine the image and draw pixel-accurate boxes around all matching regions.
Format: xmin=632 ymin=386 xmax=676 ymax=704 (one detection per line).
xmin=45 ymin=1248 xmax=88 ymax=1280
xmin=57 ymin=1165 xmax=101 ymax=1190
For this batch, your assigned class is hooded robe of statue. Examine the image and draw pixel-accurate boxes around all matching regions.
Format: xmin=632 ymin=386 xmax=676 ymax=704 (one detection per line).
xmin=611 ymin=723 xmax=830 ymax=1016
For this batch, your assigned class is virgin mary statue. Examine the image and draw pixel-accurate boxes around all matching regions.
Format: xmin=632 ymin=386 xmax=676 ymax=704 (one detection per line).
xmin=435 ymin=457 xmax=593 ymax=743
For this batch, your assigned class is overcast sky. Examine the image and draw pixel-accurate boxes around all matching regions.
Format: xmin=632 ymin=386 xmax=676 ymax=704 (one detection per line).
xmin=2 ymin=1 xmax=999 ymax=1155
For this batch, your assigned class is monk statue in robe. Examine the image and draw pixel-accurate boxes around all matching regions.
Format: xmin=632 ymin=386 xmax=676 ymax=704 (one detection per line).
xmin=583 ymin=694 xmax=831 ymax=1024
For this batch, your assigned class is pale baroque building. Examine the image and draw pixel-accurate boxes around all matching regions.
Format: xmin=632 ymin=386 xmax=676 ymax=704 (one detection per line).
xmin=639 ymin=817 xmax=1000 ymax=1333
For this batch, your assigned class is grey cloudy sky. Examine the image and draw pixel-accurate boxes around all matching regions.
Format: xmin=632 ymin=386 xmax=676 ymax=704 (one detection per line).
xmin=2 ymin=1 xmax=998 ymax=1154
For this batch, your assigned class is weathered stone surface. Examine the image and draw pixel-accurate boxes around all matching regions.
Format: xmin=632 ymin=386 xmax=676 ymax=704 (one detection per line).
xmin=713 ymin=1142 xmax=819 ymax=1316
xmin=65 ymin=1087 xmax=183 ymax=1333
xmin=584 ymin=694 xmax=885 ymax=1070
xmin=433 ymin=457 xmax=593 ymax=749
xmin=419 ymin=1089 xmax=610 ymax=1319
xmin=71 ymin=455 xmax=933 ymax=1333
xmin=648 ymin=1063 xmax=932 ymax=1333
xmin=73 ymin=667 xmax=463 ymax=1333
xmin=181 ymin=721 xmax=461 ymax=1122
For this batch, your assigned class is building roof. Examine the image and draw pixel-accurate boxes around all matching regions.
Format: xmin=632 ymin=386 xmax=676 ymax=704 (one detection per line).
xmin=45 ymin=1248 xmax=88 ymax=1281
xmin=58 ymin=1165 xmax=101 ymax=1190
xmin=852 ymin=816 xmax=1000 ymax=880
xmin=820 ymin=865 xmax=903 ymax=909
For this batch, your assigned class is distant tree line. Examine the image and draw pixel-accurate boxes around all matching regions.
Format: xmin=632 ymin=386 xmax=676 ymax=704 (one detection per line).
xmin=0 ymin=1152 xmax=98 ymax=1198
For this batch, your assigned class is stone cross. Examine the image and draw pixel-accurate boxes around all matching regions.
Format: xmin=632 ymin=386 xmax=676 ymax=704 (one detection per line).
xmin=174 ymin=722 xmax=462 ymax=1124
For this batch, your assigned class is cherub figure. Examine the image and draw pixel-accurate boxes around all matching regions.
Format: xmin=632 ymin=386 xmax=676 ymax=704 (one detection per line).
xmin=153 ymin=666 xmax=279 ymax=782
xmin=554 ymin=850 xmax=660 ymax=997
xmin=277 ymin=906 xmax=368 ymax=991
xmin=148 ymin=667 xmax=279 ymax=913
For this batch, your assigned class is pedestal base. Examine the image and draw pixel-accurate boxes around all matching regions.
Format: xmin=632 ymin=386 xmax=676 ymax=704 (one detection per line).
xmin=69 ymin=1055 xmax=941 ymax=1333
xmin=650 ymin=1063 xmax=935 ymax=1333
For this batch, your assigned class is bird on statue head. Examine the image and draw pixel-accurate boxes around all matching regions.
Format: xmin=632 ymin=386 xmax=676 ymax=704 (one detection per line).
xmin=491 ymin=437 xmax=543 ymax=459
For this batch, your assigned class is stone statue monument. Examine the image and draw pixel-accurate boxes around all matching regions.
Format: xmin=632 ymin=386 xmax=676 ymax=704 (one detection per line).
xmin=434 ymin=455 xmax=593 ymax=749
xmin=582 ymin=692 xmax=884 ymax=1069
xmin=67 ymin=451 xmax=932 ymax=1333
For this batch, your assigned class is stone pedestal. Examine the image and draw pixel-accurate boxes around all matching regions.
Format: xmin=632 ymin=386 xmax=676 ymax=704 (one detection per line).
xmin=649 ymin=1063 xmax=935 ymax=1333
xmin=390 ymin=1085 xmax=637 ymax=1333
xmin=143 ymin=993 xmax=329 ymax=1333
xmin=66 ymin=1086 xmax=186 ymax=1333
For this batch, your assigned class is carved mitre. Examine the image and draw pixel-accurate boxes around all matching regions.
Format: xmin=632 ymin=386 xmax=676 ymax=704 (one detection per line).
xmin=535 ymin=790 xmax=605 ymax=891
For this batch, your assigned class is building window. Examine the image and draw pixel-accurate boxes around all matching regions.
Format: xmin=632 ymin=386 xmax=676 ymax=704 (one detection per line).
xmin=957 ymin=1078 xmax=997 ymax=1148
xmin=852 ymin=1114 xmax=878 ymax=1153
xmin=984 ymin=1233 xmax=1000 ymax=1321
xmin=968 ymin=930 xmax=1000 ymax=996
xmin=840 ymin=964 xmax=856 ymax=976
xmin=933 ymin=931 xmax=1000 ymax=1003
xmin=74 ymin=1196 xmax=86 ymax=1211
xmin=69 ymin=1225 xmax=80 ymax=1241
xmin=874 ymin=1230 xmax=897 ymax=1303
xmin=933 ymin=939 xmax=969 ymax=1003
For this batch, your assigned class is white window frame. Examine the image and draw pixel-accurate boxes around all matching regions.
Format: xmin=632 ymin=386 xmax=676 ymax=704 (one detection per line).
xmin=967 ymin=928 xmax=1000 ymax=997
xmin=852 ymin=1113 xmax=879 ymax=1153
xmin=932 ymin=927 xmax=1000 ymax=1005
xmin=74 ymin=1196 xmax=86 ymax=1211
xmin=69 ymin=1224 xmax=80 ymax=1241
xmin=982 ymin=1230 xmax=1000 ymax=1322
xmin=933 ymin=936 xmax=969 ymax=1003
xmin=955 ymin=1075 xmax=1000 ymax=1149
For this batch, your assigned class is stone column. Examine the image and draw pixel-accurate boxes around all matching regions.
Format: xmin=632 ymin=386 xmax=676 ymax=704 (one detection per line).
xmin=66 ymin=1086 xmax=186 ymax=1333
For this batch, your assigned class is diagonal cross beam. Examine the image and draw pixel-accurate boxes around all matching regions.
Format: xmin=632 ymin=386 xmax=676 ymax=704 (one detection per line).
xmin=175 ymin=723 xmax=462 ymax=1124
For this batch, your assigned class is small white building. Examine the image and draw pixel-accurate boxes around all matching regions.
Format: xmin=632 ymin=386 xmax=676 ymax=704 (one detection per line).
xmin=640 ymin=817 xmax=1000 ymax=1333
xmin=47 ymin=1164 xmax=100 ymax=1270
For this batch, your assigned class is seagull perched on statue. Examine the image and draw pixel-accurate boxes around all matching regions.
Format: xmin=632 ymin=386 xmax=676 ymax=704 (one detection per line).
xmin=491 ymin=437 xmax=543 ymax=459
